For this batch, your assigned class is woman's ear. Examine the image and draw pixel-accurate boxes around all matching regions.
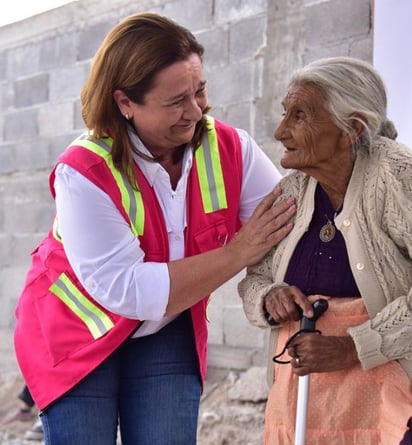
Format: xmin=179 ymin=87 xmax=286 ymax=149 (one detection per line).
xmin=113 ymin=89 xmax=132 ymax=118
xmin=350 ymin=113 xmax=368 ymax=138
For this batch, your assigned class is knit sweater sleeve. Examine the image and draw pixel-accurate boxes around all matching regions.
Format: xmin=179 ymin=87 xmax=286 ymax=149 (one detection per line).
xmin=238 ymin=173 xmax=301 ymax=328
xmin=237 ymin=248 xmax=283 ymax=328
xmin=348 ymin=143 xmax=412 ymax=368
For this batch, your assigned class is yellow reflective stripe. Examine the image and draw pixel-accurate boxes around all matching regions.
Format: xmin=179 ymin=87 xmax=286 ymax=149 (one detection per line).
xmin=52 ymin=216 xmax=62 ymax=243
xmin=74 ymin=133 xmax=144 ymax=236
xmin=195 ymin=116 xmax=228 ymax=213
xmin=49 ymin=273 xmax=114 ymax=339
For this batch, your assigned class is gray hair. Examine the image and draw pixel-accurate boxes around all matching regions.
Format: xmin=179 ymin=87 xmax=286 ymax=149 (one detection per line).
xmin=288 ymin=57 xmax=397 ymax=149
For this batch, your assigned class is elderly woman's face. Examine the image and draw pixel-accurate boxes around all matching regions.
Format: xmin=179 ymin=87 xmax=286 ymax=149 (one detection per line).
xmin=275 ymin=83 xmax=347 ymax=174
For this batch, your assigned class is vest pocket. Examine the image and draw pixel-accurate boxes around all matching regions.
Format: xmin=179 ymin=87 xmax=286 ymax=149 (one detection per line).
xmin=49 ymin=273 xmax=114 ymax=340
xmin=33 ymin=273 xmax=114 ymax=366
xmin=193 ymin=219 xmax=230 ymax=251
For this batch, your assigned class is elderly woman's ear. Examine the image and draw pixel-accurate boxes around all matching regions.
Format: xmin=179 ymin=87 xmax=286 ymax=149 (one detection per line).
xmin=349 ymin=113 xmax=368 ymax=138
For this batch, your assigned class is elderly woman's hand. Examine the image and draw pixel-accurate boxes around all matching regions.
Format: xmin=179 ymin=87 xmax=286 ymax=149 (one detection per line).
xmin=264 ymin=285 xmax=314 ymax=322
xmin=287 ymin=333 xmax=359 ymax=376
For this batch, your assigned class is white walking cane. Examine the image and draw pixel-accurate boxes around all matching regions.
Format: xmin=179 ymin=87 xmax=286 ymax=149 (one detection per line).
xmin=294 ymin=299 xmax=328 ymax=445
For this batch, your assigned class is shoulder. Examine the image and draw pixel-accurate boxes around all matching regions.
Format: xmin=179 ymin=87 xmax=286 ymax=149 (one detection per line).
xmin=366 ymin=137 xmax=412 ymax=194
xmin=277 ymin=170 xmax=309 ymax=198
xmin=369 ymin=136 xmax=412 ymax=176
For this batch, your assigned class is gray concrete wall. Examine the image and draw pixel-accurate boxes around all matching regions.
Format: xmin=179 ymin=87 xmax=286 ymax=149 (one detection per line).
xmin=0 ymin=0 xmax=373 ymax=369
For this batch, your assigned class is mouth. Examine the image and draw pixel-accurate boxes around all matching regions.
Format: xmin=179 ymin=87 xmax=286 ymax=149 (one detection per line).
xmin=175 ymin=121 xmax=195 ymax=130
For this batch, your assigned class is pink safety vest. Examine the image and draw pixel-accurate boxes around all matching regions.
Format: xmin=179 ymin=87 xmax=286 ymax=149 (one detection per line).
xmin=14 ymin=117 xmax=243 ymax=409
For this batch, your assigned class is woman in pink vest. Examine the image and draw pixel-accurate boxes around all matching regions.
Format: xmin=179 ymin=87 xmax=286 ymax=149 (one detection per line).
xmin=14 ymin=12 xmax=295 ymax=445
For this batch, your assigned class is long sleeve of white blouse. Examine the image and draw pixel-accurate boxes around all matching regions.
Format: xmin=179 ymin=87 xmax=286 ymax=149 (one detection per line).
xmin=54 ymin=128 xmax=282 ymax=321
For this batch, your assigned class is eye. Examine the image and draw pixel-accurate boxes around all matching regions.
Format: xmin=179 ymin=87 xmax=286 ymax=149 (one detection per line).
xmin=295 ymin=110 xmax=305 ymax=121
xmin=171 ymin=98 xmax=185 ymax=106
xmin=195 ymin=87 xmax=206 ymax=98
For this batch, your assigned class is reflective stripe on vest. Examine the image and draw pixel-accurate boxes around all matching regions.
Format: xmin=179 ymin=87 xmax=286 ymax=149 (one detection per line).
xmin=75 ymin=133 xmax=145 ymax=236
xmin=49 ymin=273 xmax=114 ymax=339
xmin=196 ymin=116 xmax=228 ymax=213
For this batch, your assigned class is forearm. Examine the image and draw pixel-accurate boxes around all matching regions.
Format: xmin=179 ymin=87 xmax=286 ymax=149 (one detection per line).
xmin=166 ymin=244 xmax=246 ymax=315
xmin=166 ymin=190 xmax=296 ymax=315
xmin=237 ymin=251 xmax=278 ymax=328
xmin=348 ymin=294 xmax=412 ymax=368
xmin=239 ymin=276 xmax=280 ymax=328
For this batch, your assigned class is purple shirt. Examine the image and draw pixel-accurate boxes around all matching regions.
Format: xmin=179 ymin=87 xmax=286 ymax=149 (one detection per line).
xmin=284 ymin=184 xmax=360 ymax=297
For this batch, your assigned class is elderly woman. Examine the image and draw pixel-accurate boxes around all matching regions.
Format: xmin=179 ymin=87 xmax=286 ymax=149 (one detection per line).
xmin=238 ymin=57 xmax=412 ymax=444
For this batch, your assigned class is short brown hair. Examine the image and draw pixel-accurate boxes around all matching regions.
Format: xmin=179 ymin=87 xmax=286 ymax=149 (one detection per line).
xmin=81 ymin=12 xmax=206 ymax=186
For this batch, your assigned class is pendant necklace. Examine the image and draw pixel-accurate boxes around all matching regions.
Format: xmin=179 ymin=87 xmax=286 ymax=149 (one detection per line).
xmin=319 ymin=217 xmax=336 ymax=242
xmin=319 ymin=202 xmax=343 ymax=243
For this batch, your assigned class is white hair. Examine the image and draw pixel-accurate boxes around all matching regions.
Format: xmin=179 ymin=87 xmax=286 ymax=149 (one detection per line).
xmin=289 ymin=57 xmax=397 ymax=149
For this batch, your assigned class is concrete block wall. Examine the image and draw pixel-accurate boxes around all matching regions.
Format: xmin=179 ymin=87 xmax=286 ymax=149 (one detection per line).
xmin=0 ymin=0 xmax=373 ymax=369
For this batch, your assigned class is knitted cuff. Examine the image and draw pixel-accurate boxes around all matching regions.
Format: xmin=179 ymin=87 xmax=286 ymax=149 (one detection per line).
xmin=347 ymin=320 xmax=388 ymax=369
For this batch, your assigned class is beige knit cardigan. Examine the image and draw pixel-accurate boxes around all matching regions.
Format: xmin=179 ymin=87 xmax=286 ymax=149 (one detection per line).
xmin=238 ymin=136 xmax=412 ymax=384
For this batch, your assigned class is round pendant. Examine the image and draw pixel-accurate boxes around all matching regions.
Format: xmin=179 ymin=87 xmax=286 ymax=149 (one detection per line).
xmin=319 ymin=222 xmax=335 ymax=242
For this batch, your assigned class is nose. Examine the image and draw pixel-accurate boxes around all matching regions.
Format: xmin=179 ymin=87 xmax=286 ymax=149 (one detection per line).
xmin=184 ymin=97 xmax=203 ymax=121
xmin=274 ymin=118 xmax=287 ymax=141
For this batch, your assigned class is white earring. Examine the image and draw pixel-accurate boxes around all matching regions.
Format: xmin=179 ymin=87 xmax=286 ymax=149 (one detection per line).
xmin=125 ymin=113 xmax=130 ymax=120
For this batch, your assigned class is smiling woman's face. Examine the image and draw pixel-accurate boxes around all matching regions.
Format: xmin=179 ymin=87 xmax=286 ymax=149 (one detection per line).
xmin=274 ymin=83 xmax=347 ymax=175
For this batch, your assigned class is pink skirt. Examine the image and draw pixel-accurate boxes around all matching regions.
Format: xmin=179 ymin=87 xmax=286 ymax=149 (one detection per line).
xmin=264 ymin=298 xmax=412 ymax=445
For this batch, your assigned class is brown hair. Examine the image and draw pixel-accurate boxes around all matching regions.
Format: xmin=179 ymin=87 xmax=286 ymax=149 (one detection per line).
xmin=81 ymin=12 xmax=207 ymax=187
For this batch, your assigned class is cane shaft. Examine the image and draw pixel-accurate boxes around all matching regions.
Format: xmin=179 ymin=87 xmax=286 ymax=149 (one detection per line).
xmin=295 ymin=374 xmax=310 ymax=445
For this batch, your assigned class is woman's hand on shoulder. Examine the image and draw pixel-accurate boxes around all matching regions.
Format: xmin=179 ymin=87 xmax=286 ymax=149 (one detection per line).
xmin=228 ymin=188 xmax=296 ymax=267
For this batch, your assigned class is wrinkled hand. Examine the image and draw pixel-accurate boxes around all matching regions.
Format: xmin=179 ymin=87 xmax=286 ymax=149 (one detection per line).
xmin=228 ymin=188 xmax=296 ymax=267
xmin=287 ymin=333 xmax=359 ymax=376
xmin=264 ymin=285 xmax=314 ymax=321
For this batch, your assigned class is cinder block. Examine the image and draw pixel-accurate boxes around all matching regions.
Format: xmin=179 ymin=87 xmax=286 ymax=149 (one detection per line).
xmin=0 ymin=80 xmax=13 ymax=111
xmin=350 ymin=37 xmax=373 ymax=61
xmin=77 ymin=21 xmax=114 ymax=61
xmin=10 ymin=233 xmax=45 ymax=266
xmin=0 ymin=236 xmax=11 ymax=263
xmin=0 ymin=266 xmax=29 ymax=326
xmin=14 ymin=73 xmax=49 ymax=108
xmin=3 ymin=109 xmax=39 ymax=141
xmin=226 ymin=102 xmax=253 ymax=134
xmin=0 ymin=144 xmax=16 ymax=173
xmin=199 ymin=28 xmax=230 ymax=68
xmin=9 ymin=43 xmax=41 ymax=78
xmin=207 ymin=61 xmax=254 ymax=105
xmin=39 ymin=101 xmax=73 ymax=137
xmin=215 ymin=0 xmax=266 ymax=24
xmin=0 ymin=52 xmax=7 ymax=81
xmin=49 ymin=63 xmax=89 ymax=101
xmin=223 ymin=305 xmax=266 ymax=349
xmin=163 ymin=0 xmax=214 ymax=30
xmin=14 ymin=137 xmax=55 ymax=171
xmin=230 ymin=16 xmax=266 ymax=60
xmin=73 ymin=99 xmax=85 ymax=130
xmin=207 ymin=344 xmax=255 ymax=370
xmin=304 ymin=42 xmax=349 ymax=64
xmin=306 ymin=0 xmax=371 ymax=46
xmin=40 ymin=34 xmax=77 ymax=69
xmin=4 ymin=200 xmax=54 ymax=233
xmin=48 ymin=132 xmax=82 ymax=164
